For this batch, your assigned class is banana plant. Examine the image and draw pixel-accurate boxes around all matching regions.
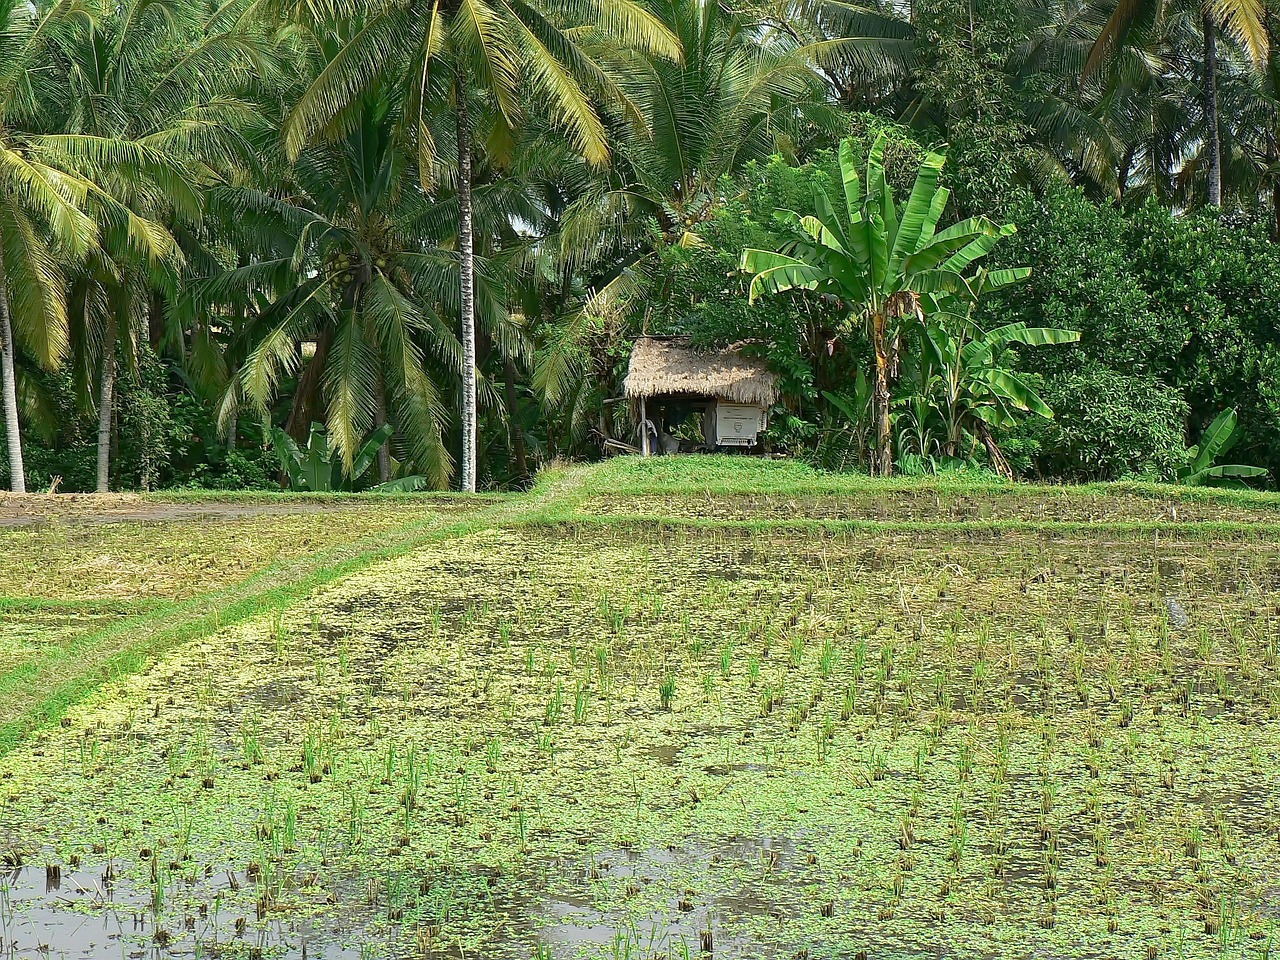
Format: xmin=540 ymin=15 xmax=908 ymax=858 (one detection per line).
xmin=741 ymin=134 xmax=1030 ymax=475
xmin=916 ymin=312 xmax=1080 ymax=476
xmin=820 ymin=372 xmax=874 ymax=470
xmin=1177 ymin=408 xmax=1268 ymax=487
xmin=271 ymin=422 xmax=396 ymax=492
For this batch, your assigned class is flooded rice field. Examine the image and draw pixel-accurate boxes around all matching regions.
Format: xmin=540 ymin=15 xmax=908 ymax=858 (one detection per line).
xmin=3 ymin=521 xmax=1280 ymax=958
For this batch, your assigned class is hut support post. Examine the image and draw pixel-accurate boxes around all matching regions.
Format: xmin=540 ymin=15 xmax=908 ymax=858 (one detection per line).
xmin=639 ymin=397 xmax=650 ymax=456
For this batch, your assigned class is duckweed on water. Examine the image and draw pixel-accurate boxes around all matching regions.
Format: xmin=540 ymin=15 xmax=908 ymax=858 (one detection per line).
xmin=3 ymin=467 xmax=1280 ymax=958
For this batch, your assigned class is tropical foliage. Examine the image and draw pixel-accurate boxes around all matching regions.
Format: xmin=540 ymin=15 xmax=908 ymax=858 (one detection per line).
xmin=909 ymin=319 xmax=1081 ymax=476
xmin=271 ymin=422 xmax=399 ymax=492
xmin=742 ymin=136 xmax=1034 ymax=475
xmin=1176 ymin=407 xmax=1268 ymax=486
xmin=0 ymin=0 xmax=1276 ymax=491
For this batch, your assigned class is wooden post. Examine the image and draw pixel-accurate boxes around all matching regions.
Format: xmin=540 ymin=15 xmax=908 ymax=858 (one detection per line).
xmin=639 ymin=397 xmax=650 ymax=456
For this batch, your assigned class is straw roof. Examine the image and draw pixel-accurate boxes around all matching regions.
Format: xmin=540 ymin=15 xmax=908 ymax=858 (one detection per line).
xmin=624 ymin=336 xmax=779 ymax=407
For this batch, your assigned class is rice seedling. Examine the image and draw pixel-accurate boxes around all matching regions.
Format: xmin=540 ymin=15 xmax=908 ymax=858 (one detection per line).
xmin=658 ymin=672 xmax=677 ymax=711
xmin=788 ymin=632 xmax=806 ymax=669
xmin=544 ymin=683 xmax=564 ymax=725
xmin=868 ymin=747 xmax=888 ymax=783
xmin=240 ymin=721 xmax=264 ymax=768
xmin=819 ymin=638 xmax=836 ymax=678
xmin=573 ymin=682 xmax=590 ymax=724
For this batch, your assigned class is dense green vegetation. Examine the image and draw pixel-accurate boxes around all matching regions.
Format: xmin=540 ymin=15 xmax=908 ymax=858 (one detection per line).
xmin=4 ymin=458 xmax=1280 ymax=958
xmin=0 ymin=0 xmax=1275 ymax=493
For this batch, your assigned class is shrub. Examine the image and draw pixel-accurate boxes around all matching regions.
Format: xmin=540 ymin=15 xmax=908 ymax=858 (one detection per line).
xmin=1030 ymin=366 xmax=1188 ymax=481
xmin=984 ymin=188 xmax=1173 ymax=378
xmin=987 ymin=184 xmax=1280 ymax=479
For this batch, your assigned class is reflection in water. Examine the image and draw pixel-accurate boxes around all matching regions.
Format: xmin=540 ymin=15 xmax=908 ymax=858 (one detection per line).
xmin=0 ymin=864 xmax=366 ymax=959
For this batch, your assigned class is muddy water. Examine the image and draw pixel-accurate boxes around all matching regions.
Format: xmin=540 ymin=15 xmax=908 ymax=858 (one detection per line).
xmin=0 ymin=865 xmax=367 ymax=959
xmin=2 ymin=837 xmax=929 ymax=959
xmin=499 ymin=834 xmax=950 ymax=960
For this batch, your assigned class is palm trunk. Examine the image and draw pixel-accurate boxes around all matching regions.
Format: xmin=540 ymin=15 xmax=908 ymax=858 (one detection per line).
xmin=1117 ymin=145 xmax=1137 ymax=199
xmin=96 ymin=314 xmax=118 ymax=493
xmin=871 ymin=312 xmax=892 ymax=477
xmin=456 ymin=78 xmax=478 ymax=493
xmin=148 ymin=291 xmax=164 ymax=354
xmin=1204 ymin=11 xmax=1222 ymax=207
xmin=375 ymin=368 xmax=390 ymax=484
xmin=1268 ymin=132 xmax=1280 ymax=237
xmin=1273 ymin=176 xmax=1280 ymax=239
xmin=502 ymin=356 xmax=529 ymax=480
xmin=0 ymin=258 xmax=24 ymax=494
xmin=285 ymin=326 xmax=333 ymax=440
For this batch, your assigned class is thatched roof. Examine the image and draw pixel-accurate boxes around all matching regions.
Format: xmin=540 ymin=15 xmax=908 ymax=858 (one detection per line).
xmin=624 ymin=337 xmax=779 ymax=406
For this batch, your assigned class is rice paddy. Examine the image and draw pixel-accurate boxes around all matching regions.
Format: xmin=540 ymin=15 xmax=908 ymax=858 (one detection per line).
xmin=3 ymin=459 xmax=1280 ymax=959
xmin=0 ymin=496 xmax=446 ymax=672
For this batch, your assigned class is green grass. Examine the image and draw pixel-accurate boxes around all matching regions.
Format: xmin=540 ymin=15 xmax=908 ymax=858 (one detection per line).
xmin=560 ymin=454 xmax=1280 ymax=507
xmin=558 ymin=458 xmax=1280 ymax=533
xmin=3 ymin=457 xmax=1280 ymax=959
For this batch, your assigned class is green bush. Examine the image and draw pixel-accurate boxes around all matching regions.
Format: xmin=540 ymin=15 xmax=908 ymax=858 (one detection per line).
xmin=985 ymin=188 xmax=1175 ymax=377
xmin=117 ymin=349 xmax=177 ymax=491
xmin=1030 ymin=366 xmax=1188 ymax=481
xmin=987 ymin=185 xmax=1280 ymax=480
xmin=16 ymin=443 xmax=96 ymax=493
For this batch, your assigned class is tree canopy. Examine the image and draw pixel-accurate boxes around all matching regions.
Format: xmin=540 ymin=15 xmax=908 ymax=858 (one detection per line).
xmin=0 ymin=0 xmax=1276 ymax=492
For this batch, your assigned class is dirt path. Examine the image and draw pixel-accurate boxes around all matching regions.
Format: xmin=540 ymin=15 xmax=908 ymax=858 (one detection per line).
xmin=0 ymin=493 xmax=493 ymax=528
xmin=0 ymin=498 xmax=323 ymax=528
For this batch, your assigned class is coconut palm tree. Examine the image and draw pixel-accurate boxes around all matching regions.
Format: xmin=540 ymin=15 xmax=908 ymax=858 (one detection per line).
xmin=782 ymin=0 xmax=920 ymax=113
xmin=0 ymin=0 xmax=108 ymax=493
xmin=270 ymin=0 xmax=680 ymax=491
xmin=50 ymin=0 xmax=267 ymax=491
xmin=214 ymin=80 xmax=529 ymax=486
xmin=1084 ymin=0 xmax=1268 ymax=206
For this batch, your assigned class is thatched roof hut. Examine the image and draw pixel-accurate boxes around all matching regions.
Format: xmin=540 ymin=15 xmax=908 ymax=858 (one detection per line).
xmin=621 ymin=337 xmax=779 ymax=454
xmin=623 ymin=336 xmax=779 ymax=407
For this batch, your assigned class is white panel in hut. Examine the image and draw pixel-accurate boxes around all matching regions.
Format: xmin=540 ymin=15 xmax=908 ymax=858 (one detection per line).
xmin=622 ymin=337 xmax=779 ymax=454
